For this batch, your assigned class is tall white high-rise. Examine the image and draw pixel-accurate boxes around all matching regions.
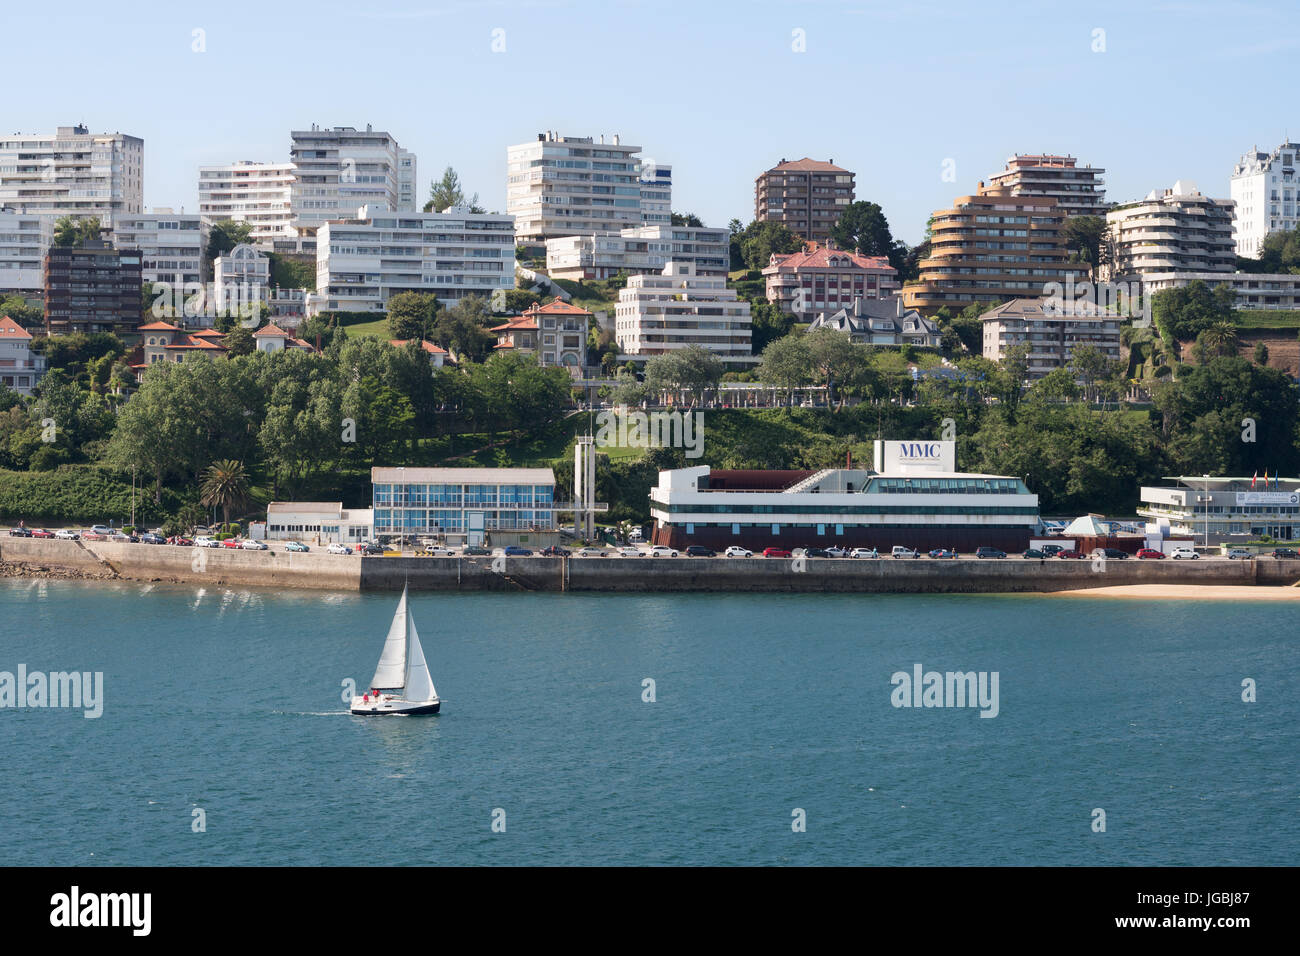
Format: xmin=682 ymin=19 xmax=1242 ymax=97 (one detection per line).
xmin=111 ymin=208 xmax=208 ymax=286
xmin=197 ymin=161 xmax=297 ymax=243
xmin=639 ymin=163 xmax=672 ymax=225
xmin=507 ymin=132 xmax=646 ymax=243
xmin=290 ymin=125 xmax=415 ymax=231
xmin=1230 ymin=140 xmax=1300 ymax=258
xmin=0 ymin=207 xmax=54 ymax=294
xmin=0 ymin=125 xmax=143 ymax=227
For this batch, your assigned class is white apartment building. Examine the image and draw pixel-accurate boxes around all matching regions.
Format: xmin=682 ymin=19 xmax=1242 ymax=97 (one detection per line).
xmin=214 ymin=244 xmax=271 ymax=311
xmin=639 ymin=163 xmax=672 ymax=225
xmin=979 ymin=297 xmax=1121 ymax=381
xmin=0 ymin=207 xmax=54 ymax=294
xmin=197 ymin=161 xmax=297 ymax=244
xmin=614 ymin=261 xmax=755 ymax=364
xmin=1103 ymin=181 xmax=1235 ymax=282
xmin=546 ymin=224 xmax=729 ymax=280
xmin=111 ymin=208 xmax=208 ymax=286
xmin=398 ymin=148 xmax=418 ymax=211
xmin=1230 ymin=140 xmax=1300 ymax=258
xmin=0 ymin=314 xmax=46 ymax=396
xmin=507 ymin=132 xmax=645 ymax=243
xmin=290 ymin=125 xmax=415 ymax=232
xmin=316 ymin=205 xmax=515 ymax=313
xmin=1141 ymin=270 xmax=1300 ymax=311
xmin=0 ymin=125 xmax=143 ymax=227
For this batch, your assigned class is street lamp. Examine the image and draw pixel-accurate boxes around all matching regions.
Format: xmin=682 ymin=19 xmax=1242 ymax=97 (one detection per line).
xmin=1203 ymin=474 xmax=1210 ymax=548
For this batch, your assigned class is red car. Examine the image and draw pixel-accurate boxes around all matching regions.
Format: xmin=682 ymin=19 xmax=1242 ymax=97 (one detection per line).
xmin=1056 ymin=549 xmax=1085 ymax=559
xmin=221 ymin=538 xmax=244 ymax=548
xmin=1136 ymin=548 xmax=1166 ymax=559
xmin=30 ymin=528 xmax=55 ymax=538
xmin=762 ymin=547 xmax=793 ymax=558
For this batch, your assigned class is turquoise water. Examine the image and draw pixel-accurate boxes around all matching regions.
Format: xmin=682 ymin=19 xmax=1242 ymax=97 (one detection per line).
xmin=1 ymin=579 xmax=1295 ymax=866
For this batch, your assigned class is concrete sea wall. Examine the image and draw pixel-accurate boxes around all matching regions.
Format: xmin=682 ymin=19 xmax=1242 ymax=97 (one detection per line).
xmin=7 ymin=538 xmax=1296 ymax=593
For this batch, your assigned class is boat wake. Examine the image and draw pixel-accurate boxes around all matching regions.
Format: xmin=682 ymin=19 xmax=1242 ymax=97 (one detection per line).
xmin=273 ymin=710 xmax=351 ymax=717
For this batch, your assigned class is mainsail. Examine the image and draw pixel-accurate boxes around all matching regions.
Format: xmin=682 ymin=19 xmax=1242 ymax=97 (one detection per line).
xmin=369 ymin=586 xmax=409 ymax=690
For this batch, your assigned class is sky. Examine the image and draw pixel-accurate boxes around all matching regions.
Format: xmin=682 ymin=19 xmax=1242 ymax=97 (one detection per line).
xmin=7 ymin=0 xmax=1299 ymax=245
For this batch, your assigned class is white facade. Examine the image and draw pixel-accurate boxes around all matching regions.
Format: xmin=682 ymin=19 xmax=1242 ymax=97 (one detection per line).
xmin=290 ymin=125 xmax=414 ymax=231
xmin=1104 ymin=181 xmax=1235 ymax=281
xmin=979 ymin=298 xmax=1122 ymax=380
xmin=111 ymin=208 xmax=208 ymax=286
xmin=1139 ymin=476 xmax=1300 ymax=542
xmin=0 ymin=315 xmax=46 ymax=396
xmin=0 ymin=207 xmax=53 ymax=293
xmin=397 ymin=148 xmax=418 ymax=212
xmin=546 ymin=225 xmax=729 ymax=280
xmin=639 ymin=163 xmax=672 ymax=225
xmin=1230 ymin=141 xmax=1299 ymax=259
xmin=198 ymin=161 xmax=297 ymax=243
xmin=507 ymin=132 xmax=645 ymax=242
xmin=214 ymin=244 xmax=270 ymax=311
xmin=615 ymin=261 xmax=755 ymax=364
xmin=0 ymin=125 xmax=143 ymax=227
xmin=265 ymin=502 xmax=374 ymax=544
xmin=316 ymin=204 xmax=515 ymax=312
xmin=1141 ymin=271 xmax=1300 ymax=311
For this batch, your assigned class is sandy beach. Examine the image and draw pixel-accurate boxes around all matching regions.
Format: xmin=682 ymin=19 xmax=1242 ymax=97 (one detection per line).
xmin=1046 ymin=584 xmax=1300 ymax=601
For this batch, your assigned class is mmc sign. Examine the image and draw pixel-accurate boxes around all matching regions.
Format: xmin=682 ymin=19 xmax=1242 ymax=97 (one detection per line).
xmin=873 ymin=440 xmax=956 ymax=474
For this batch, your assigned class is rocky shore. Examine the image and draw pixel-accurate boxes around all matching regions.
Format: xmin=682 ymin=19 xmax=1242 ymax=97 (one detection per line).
xmin=0 ymin=560 xmax=118 ymax=581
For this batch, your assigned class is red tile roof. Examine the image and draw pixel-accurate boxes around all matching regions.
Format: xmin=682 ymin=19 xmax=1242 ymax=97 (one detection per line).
xmin=490 ymin=317 xmax=539 ymax=333
xmin=138 ymin=320 xmax=181 ymax=332
xmin=523 ymin=300 xmax=591 ymax=316
xmin=253 ymin=322 xmax=292 ymax=338
xmin=765 ymin=242 xmax=896 ymax=274
xmin=0 ymin=315 xmax=32 ymax=340
xmin=768 ymin=157 xmax=850 ymax=173
xmin=190 ymin=328 xmax=225 ymax=339
xmin=390 ymin=339 xmax=449 ymax=354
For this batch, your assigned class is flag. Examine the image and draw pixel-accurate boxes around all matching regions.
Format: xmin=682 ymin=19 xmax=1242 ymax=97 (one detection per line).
xmin=1251 ymin=471 xmax=1258 ymax=489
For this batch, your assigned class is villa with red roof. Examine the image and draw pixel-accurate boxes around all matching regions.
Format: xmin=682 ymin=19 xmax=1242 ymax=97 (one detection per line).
xmin=762 ymin=241 xmax=899 ymax=320
xmin=389 ymin=339 xmax=452 ymax=368
xmin=490 ymin=300 xmax=589 ymax=370
xmin=0 ymin=315 xmax=46 ymax=397
xmin=130 ymin=320 xmax=315 ymax=381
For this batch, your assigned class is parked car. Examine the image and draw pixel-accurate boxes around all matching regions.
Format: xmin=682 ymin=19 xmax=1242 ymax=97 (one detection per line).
xmin=1225 ymin=548 xmax=1255 ymax=560
xmin=170 ymin=537 xmax=194 ymax=547
xmin=1271 ymin=548 xmax=1299 ymax=559
xmin=284 ymin=541 xmax=310 ymax=553
xmin=800 ymin=548 xmax=831 ymax=559
xmin=684 ymin=546 xmax=716 ymax=557
xmin=1093 ymin=548 xmax=1129 ymax=560
xmin=193 ymin=536 xmax=221 ymax=548
xmin=723 ymin=546 xmax=753 ymax=558
xmin=461 ymin=545 xmax=491 ymax=556
xmin=540 ymin=545 xmax=571 ymax=557
xmin=89 ymin=525 xmax=114 ymax=537
xmin=615 ymin=546 xmax=642 ymax=557
xmin=1136 ymin=548 xmax=1166 ymax=559
xmin=647 ymin=545 xmax=679 ymax=557
xmin=1040 ymin=544 xmax=1066 ymax=556
xmin=822 ymin=546 xmax=847 ymax=557
xmin=1056 ymin=549 xmax=1085 ymax=559
xmin=327 ymin=543 xmax=353 ymax=555
xmin=222 ymin=538 xmax=244 ymax=549
xmin=928 ymin=548 xmax=957 ymax=559
xmin=975 ymin=547 xmax=1006 ymax=559
xmin=54 ymin=529 xmax=81 ymax=540
xmin=503 ymin=545 xmax=533 ymax=556
xmin=574 ymin=547 xmax=606 ymax=557
xmin=891 ymin=546 xmax=919 ymax=559
xmin=8 ymin=526 xmax=32 ymax=537
xmin=139 ymin=532 xmax=165 ymax=545
xmin=31 ymin=529 xmax=55 ymax=538
xmin=1168 ymin=546 xmax=1199 ymax=560
xmin=360 ymin=543 xmax=385 ymax=555
xmin=419 ymin=546 xmax=456 ymax=556
xmin=1022 ymin=549 xmax=1046 ymax=559
xmin=762 ymin=547 xmax=792 ymax=558
xmin=241 ymin=539 xmax=268 ymax=551
xmin=850 ymin=547 xmax=880 ymax=559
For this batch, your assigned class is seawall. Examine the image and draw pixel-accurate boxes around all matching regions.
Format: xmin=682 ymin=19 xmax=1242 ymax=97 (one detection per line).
xmin=5 ymin=538 xmax=1298 ymax=593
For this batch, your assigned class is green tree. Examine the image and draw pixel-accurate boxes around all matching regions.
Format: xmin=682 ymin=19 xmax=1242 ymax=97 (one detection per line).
xmin=830 ymin=201 xmax=906 ymax=273
xmin=199 ymin=459 xmax=251 ymax=530
xmin=736 ymin=220 xmax=805 ymax=272
xmin=804 ymin=328 xmax=868 ymax=409
xmin=1253 ymin=341 xmax=1269 ymax=365
xmin=671 ymin=212 xmax=704 ymax=227
xmin=387 ymin=291 xmax=441 ymax=341
xmin=431 ymin=294 xmax=495 ymax=363
xmin=424 ymin=166 xmax=483 ymax=213
xmin=758 ymin=330 xmax=812 ymax=403
xmin=1151 ymin=281 xmax=1237 ymax=342
xmin=205 ymin=220 xmax=254 ymax=261
xmin=1061 ymin=215 xmax=1106 ymax=269
xmin=223 ymin=325 xmax=255 ymax=356
xmin=0 ymin=294 xmax=44 ymax=328
xmin=53 ymin=216 xmax=102 ymax=247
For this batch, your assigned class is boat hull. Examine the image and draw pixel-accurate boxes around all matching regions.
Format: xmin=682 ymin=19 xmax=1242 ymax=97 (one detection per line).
xmin=350 ymin=695 xmax=440 ymax=716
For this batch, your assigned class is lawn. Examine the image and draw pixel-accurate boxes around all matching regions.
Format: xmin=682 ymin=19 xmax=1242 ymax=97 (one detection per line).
xmin=340 ymin=317 xmax=393 ymax=340
xmin=1236 ymin=310 xmax=1300 ymax=329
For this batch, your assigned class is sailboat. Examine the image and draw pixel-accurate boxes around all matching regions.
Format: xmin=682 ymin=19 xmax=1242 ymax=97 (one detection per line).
xmin=350 ymin=585 xmax=441 ymax=715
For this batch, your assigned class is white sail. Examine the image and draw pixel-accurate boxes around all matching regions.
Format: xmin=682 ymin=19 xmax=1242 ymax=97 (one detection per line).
xmin=369 ymin=586 xmax=409 ymax=690
xmin=403 ymin=615 xmax=437 ymax=703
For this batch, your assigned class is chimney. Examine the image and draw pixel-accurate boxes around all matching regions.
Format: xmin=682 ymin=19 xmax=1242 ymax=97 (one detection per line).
xmin=897 ymin=297 xmax=903 ymax=317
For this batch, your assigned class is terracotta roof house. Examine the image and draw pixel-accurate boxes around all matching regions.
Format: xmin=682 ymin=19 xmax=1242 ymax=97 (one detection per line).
xmin=764 ymin=241 xmax=899 ymax=319
xmin=390 ymin=339 xmax=452 ymax=367
xmin=492 ymin=300 xmax=590 ymax=370
xmin=0 ymin=314 xmax=46 ymax=396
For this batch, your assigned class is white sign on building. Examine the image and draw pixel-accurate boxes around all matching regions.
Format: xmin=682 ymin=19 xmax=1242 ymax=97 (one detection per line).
xmin=1235 ymin=492 xmax=1300 ymax=506
xmin=873 ymin=440 xmax=956 ymax=474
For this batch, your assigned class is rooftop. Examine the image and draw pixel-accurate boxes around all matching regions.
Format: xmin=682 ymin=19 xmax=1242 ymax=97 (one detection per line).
xmin=371 ymin=467 xmax=556 ymax=485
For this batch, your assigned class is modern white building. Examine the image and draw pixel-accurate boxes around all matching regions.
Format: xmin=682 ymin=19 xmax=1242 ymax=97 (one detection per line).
xmin=0 ymin=125 xmax=143 ymax=226
xmin=315 ymin=204 xmax=515 ymax=313
xmin=265 ymin=502 xmax=374 ymax=546
xmin=507 ymin=132 xmax=645 ymax=243
xmin=546 ymin=224 xmax=729 ymax=280
xmin=615 ymin=262 xmax=755 ymax=364
xmin=197 ymin=161 xmax=297 ymax=244
xmin=648 ymin=441 xmax=1039 ymax=552
xmin=214 ymin=244 xmax=271 ymax=311
xmin=1103 ymin=181 xmax=1235 ymax=282
xmin=1139 ymin=476 xmax=1300 ymax=542
xmin=111 ymin=208 xmax=208 ymax=286
xmin=397 ymin=148 xmax=418 ymax=212
xmin=371 ymin=466 xmax=557 ymax=546
xmin=1140 ymin=271 xmax=1300 ymax=311
xmin=0 ymin=207 xmax=54 ymax=294
xmin=290 ymin=125 xmax=415 ymax=232
xmin=0 ymin=314 xmax=46 ymax=396
xmin=979 ymin=297 xmax=1122 ymax=380
xmin=1230 ymin=140 xmax=1299 ymax=259
xmin=639 ymin=163 xmax=672 ymax=225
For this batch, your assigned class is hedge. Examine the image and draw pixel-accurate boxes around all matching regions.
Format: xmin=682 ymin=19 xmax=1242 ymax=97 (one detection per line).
xmin=0 ymin=465 xmax=184 ymax=523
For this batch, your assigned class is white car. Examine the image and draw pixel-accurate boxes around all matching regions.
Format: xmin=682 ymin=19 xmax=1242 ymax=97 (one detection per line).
xmin=851 ymin=547 xmax=880 ymax=559
xmin=647 ymin=546 xmax=679 ymax=557
xmin=240 ymin=539 xmax=268 ymax=550
xmin=89 ymin=524 xmax=113 ymax=536
xmin=422 ymin=546 xmax=455 ymax=556
xmin=724 ymin=546 xmax=753 ymax=558
xmin=327 ymin=543 xmax=353 ymax=555
xmin=1168 ymin=546 xmax=1199 ymax=560
xmin=1225 ymin=548 xmax=1254 ymax=560
xmin=54 ymin=529 xmax=81 ymax=540
xmin=615 ymin=546 xmax=642 ymax=557
xmin=574 ymin=547 xmax=606 ymax=557
xmin=891 ymin=546 xmax=919 ymax=559
xmin=823 ymin=546 xmax=847 ymax=557
xmin=193 ymin=536 xmax=221 ymax=548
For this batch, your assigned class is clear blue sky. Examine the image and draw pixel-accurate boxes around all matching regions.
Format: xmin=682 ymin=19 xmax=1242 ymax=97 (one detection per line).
xmin=8 ymin=0 xmax=1297 ymax=244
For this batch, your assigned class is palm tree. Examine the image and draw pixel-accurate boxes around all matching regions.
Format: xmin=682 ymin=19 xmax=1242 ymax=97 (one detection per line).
xmin=1199 ymin=322 xmax=1239 ymax=359
xmin=200 ymin=460 xmax=250 ymax=531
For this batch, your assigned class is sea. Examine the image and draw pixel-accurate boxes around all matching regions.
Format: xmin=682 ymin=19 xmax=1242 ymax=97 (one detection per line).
xmin=1 ymin=579 xmax=1295 ymax=866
